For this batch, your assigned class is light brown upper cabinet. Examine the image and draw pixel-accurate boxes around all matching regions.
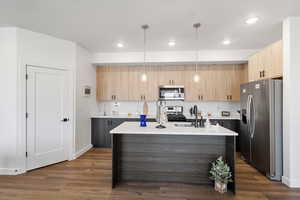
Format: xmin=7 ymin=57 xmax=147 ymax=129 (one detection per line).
xmin=211 ymin=65 xmax=235 ymax=101
xmin=128 ymin=65 xmax=159 ymax=101
xmin=97 ymin=64 xmax=246 ymax=102
xmin=248 ymin=40 xmax=283 ymax=82
xmin=158 ymin=65 xmax=185 ymax=85
xmin=184 ymin=64 xmax=245 ymax=102
xmin=184 ymin=65 xmax=209 ymax=101
xmin=96 ymin=66 xmax=129 ymax=101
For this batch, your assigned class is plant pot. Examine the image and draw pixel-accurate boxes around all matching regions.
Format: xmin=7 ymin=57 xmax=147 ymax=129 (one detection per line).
xmin=214 ymin=181 xmax=227 ymax=193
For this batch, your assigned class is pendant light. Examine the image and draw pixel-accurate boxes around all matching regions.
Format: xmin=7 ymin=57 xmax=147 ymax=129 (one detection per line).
xmin=141 ymin=24 xmax=149 ymax=82
xmin=193 ymin=23 xmax=201 ymax=82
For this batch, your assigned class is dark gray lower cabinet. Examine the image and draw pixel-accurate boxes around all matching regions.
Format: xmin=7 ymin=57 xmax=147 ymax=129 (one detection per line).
xmin=92 ymin=118 xmax=240 ymax=150
xmin=92 ymin=118 xmax=156 ymax=147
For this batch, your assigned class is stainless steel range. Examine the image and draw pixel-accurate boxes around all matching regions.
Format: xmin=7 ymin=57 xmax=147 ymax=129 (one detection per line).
xmin=165 ymin=106 xmax=187 ymax=122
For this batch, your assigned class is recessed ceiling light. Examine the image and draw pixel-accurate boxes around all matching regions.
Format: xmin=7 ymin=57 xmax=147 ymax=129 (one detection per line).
xmin=168 ymin=41 xmax=176 ymax=47
xmin=246 ymin=17 xmax=259 ymax=25
xmin=117 ymin=43 xmax=124 ymax=48
xmin=223 ymin=39 xmax=231 ymax=45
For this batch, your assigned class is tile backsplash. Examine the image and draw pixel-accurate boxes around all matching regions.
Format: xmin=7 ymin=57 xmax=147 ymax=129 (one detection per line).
xmin=96 ymin=101 xmax=240 ymax=117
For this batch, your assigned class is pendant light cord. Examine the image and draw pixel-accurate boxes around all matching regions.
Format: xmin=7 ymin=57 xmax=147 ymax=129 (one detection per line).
xmin=144 ymin=27 xmax=146 ymax=71
xmin=195 ymin=26 xmax=198 ymax=72
xmin=142 ymin=24 xmax=149 ymax=76
xmin=194 ymin=23 xmax=200 ymax=73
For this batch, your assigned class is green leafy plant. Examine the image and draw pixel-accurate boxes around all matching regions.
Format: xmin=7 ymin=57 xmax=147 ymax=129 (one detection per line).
xmin=209 ymin=156 xmax=233 ymax=184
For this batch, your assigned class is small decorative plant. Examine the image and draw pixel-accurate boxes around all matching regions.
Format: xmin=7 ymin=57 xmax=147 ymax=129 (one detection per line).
xmin=209 ymin=156 xmax=233 ymax=193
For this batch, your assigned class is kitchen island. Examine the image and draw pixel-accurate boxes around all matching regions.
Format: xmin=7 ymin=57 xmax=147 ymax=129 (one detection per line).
xmin=110 ymin=122 xmax=238 ymax=193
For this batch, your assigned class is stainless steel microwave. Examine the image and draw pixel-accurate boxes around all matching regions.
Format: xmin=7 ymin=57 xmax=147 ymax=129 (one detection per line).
xmin=159 ymin=85 xmax=185 ymax=101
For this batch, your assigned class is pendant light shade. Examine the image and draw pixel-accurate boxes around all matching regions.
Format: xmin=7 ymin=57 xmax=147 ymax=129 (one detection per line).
xmin=193 ymin=23 xmax=201 ymax=82
xmin=141 ymin=24 xmax=149 ymax=82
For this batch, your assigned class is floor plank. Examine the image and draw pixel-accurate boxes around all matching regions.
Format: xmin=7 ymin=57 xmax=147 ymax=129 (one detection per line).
xmin=0 ymin=148 xmax=299 ymax=200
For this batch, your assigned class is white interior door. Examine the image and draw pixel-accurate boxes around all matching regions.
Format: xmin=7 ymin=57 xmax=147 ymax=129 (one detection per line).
xmin=26 ymin=66 xmax=69 ymax=170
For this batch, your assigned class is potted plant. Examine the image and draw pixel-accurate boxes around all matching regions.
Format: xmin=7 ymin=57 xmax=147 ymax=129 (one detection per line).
xmin=209 ymin=156 xmax=233 ymax=193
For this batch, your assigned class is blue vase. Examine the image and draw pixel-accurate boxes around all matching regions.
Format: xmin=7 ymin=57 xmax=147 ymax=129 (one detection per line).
xmin=140 ymin=114 xmax=147 ymax=127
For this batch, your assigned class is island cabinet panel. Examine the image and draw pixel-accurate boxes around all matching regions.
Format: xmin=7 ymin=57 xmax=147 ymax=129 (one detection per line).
xmin=112 ymin=134 xmax=236 ymax=194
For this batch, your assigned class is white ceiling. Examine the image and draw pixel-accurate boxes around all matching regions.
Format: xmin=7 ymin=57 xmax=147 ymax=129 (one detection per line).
xmin=1 ymin=0 xmax=300 ymax=53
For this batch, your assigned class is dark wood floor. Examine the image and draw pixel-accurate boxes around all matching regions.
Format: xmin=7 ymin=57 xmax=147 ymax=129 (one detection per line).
xmin=0 ymin=148 xmax=300 ymax=200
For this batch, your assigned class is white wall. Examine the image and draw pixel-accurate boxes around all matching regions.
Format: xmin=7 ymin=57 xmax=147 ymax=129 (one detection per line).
xmin=92 ymin=50 xmax=256 ymax=64
xmin=0 ymin=28 xmax=19 ymax=174
xmin=0 ymin=27 xmax=77 ymax=174
xmin=282 ymin=17 xmax=300 ymax=188
xmin=74 ymin=45 xmax=97 ymax=156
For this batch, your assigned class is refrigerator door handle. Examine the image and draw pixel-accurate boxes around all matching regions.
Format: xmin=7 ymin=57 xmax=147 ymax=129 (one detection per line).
xmin=246 ymin=95 xmax=250 ymax=126
xmin=249 ymin=95 xmax=255 ymax=139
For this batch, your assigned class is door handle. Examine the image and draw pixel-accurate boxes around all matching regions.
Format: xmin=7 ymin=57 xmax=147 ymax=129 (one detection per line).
xmin=61 ymin=118 xmax=69 ymax=122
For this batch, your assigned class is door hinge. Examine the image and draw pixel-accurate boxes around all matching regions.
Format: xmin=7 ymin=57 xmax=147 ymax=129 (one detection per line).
xmin=26 ymin=112 xmax=29 ymax=118
xmin=25 ymin=74 xmax=28 ymax=80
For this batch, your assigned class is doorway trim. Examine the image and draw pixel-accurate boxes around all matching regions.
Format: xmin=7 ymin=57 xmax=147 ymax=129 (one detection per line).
xmin=14 ymin=64 xmax=75 ymax=174
xmin=25 ymin=65 xmax=74 ymax=170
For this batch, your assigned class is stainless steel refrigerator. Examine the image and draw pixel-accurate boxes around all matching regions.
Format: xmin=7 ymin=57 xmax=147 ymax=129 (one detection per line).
xmin=240 ymin=79 xmax=283 ymax=181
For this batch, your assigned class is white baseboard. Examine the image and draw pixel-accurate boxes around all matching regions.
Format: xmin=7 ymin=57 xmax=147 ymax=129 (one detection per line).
xmin=282 ymin=176 xmax=300 ymax=188
xmin=0 ymin=168 xmax=26 ymax=175
xmin=72 ymin=144 xmax=93 ymax=160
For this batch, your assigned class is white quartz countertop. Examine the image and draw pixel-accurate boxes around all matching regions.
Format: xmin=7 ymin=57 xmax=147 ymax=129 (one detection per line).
xmin=110 ymin=122 xmax=238 ymax=136
xmin=91 ymin=114 xmax=156 ymax=119
xmin=91 ymin=114 xmax=240 ymax=120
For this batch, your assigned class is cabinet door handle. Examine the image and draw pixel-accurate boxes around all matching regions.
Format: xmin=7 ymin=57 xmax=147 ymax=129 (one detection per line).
xmin=198 ymin=95 xmax=200 ymax=100
xmin=226 ymin=95 xmax=228 ymax=100
xmin=262 ymin=70 xmax=265 ymax=77
xmin=259 ymin=71 xmax=262 ymax=78
xmin=61 ymin=118 xmax=69 ymax=122
xmin=172 ymin=80 xmax=174 ymax=85
xmin=201 ymin=95 xmax=203 ymax=100
xmin=143 ymin=95 xmax=146 ymax=100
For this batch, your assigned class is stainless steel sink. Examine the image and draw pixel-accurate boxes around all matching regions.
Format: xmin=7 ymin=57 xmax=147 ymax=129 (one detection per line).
xmin=174 ymin=123 xmax=194 ymax=127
